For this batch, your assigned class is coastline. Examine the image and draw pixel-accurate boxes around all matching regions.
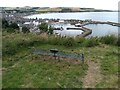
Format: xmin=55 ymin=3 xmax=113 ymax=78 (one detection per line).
xmin=2 ymin=11 xmax=119 ymax=37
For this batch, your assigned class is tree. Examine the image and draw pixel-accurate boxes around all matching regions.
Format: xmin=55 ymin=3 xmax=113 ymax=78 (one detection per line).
xmin=38 ymin=23 xmax=48 ymax=33
xmin=22 ymin=26 xmax=30 ymax=33
xmin=48 ymin=25 xmax=54 ymax=34
xmin=9 ymin=22 xmax=19 ymax=29
xmin=2 ymin=18 xmax=9 ymax=28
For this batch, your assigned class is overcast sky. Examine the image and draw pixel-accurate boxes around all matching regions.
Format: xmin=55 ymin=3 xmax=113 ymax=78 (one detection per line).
xmin=0 ymin=0 xmax=119 ymax=10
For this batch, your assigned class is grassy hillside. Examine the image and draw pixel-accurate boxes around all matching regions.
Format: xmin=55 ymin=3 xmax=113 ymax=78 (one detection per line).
xmin=2 ymin=32 xmax=119 ymax=88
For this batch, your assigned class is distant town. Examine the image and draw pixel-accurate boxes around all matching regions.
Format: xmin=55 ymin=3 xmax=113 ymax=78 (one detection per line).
xmin=1 ymin=7 xmax=119 ymax=35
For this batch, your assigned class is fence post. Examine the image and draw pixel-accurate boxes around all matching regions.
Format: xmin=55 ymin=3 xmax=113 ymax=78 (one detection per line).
xmin=81 ymin=53 xmax=84 ymax=63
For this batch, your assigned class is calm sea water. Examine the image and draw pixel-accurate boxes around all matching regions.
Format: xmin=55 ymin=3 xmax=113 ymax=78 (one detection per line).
xmin=52 ymin=23 xmax=83 ymax=36
xmin=86 ymin=24 xmax=118 ymax=37
xmin=26 ymin=12 xmax=118 ymax=37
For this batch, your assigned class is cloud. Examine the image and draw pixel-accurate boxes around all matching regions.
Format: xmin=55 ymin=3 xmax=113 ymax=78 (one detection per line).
xmin=0 ymin=0 xmax=119 ymax=10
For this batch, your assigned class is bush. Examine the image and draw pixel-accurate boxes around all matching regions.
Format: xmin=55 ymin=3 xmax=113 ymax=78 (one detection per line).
xmin=48 ymin=36 xmax=62 ymax=45
xmin=48 ymin=36 xmax=76 ymax=47
xmin=9 ymin=22 xmax=19 ymax=30
xmin=38 ymin=23 xmax=48 ymax=33
xmin=100 ymin=35 xmax=117 ymax=45
xmin=3 ymin=41 xmax=18 ymax=56
xmin=5 ymin=28 xmax=16 ymax=33
xmin=63 ymin=37 xmax=76 ymax=47
xmin=3 ymin=32 xmax=118 ymax=57
xmin=117 ymin=37 xmax=120 ymax=46
xmin=48 ymin=25 xmax=54 ymax=34
xmin=22 ymin=26 xmax=30 ymax=33
xmin=75 ymin=37 xmax=85 ymax=45
xmin=2 ymin=19 xmax=19 ymax=33
xmin=2 ymin=18 xmax=9 ymax=29
xmin=83 ymin=37 xmax=99 ymax=47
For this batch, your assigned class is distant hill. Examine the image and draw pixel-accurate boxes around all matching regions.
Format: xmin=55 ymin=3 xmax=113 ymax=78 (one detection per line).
xmin=2 ymin=7 xmax=114 ymax=12
xmin=36 ymin=7 xmax=114 ymax=12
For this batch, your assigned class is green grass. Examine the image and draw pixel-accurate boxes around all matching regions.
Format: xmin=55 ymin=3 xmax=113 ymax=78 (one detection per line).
xmin=2 ymin=32 xmax=119 ymax=88
xmin=95 ymin=46 xmax=119 ymax=88
xmin=2 ymin=47 xmax=88 ymax=88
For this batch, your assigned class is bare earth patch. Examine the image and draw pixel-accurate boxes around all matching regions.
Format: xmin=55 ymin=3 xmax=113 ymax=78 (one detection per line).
xmin=82 ymin=59 xmax=102 ymax=88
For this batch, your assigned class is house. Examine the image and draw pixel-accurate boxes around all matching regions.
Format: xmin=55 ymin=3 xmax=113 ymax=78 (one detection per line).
xmin=75 ymin=23 xmax=82 ymax=27
xmin=59 ymin=19 xmax=64 ymax=23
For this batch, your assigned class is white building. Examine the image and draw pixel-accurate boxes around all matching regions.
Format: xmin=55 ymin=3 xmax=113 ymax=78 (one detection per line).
xmin=59 ymin=19 xmax=64 ymax=23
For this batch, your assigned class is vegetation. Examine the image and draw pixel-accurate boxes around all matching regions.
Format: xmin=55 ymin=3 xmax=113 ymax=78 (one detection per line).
xmin=100 ymin=35 xmax=118 ymax=45
xmin=63 ymin=37 xmax=77 ymax=47
xmin=38 ymin=23 xmax=48 ymax=33
xmin=5 ymin=28 xmax=16 ymax=33
xmin=61 ymin=8 xmax=72 ymax=12
xmin=22 ymin=26 xmax=30 ymax=33
xmin=9 ymin=22 xmax=19 ymax=30
xmin=2 ymin=18 xmax=19 ymax=33
xmin=2 ymin=30 xmax=119 ymax=88
xmin=2 ymin=19 xmax=9 ymax=29
xmin=38 ymin=23 xmax=54 ymax=34
xmin=2 ymin=32 xmax=88 ymax=88
xmin=48 ymin=25 xmax=54 ymax=34
xmin=82 ymin=37 xmax=99 ymax=47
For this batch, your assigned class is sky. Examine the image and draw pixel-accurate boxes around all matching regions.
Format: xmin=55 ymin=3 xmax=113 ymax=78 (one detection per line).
xmin=0 ymin=0 xmax=119 ymax=10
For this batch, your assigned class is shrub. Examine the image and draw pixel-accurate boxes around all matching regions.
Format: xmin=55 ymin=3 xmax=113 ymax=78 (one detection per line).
xmin=38 ymin=23 xmax=48 ymax=33
xmin=22 ymin=26 xmax=30 ymax=33
xmin=48 ymin=36 xmax=62 ymax=45
xmin=83 ymin=37 xmax=99 ymax=47
xmin=100 ymin=35 xmax=117 ymax=45
xmin=9 ymin=22 xmax=19 ymax=30
xmin=48 ymin=36 xmax=76 ymax=47
xmin=3 ymin=41 xmax=18 ymax=56
xmin=63 ymin=37 xmax=76 ymax=47
xmin=48 ymin=25 xmax=54 ymax=34
xmin=5 ymin=28 xmax=16 ymax=33
xmin=2 ymin=18 xmax=9 ymax=29
xmin=116 ymin=36 xmax=120 ymax=46
xmin=75 ymin=37 xmax=85 ymax=45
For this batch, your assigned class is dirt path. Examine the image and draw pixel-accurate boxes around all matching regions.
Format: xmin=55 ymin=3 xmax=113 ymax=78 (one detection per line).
xmin=82 ymin=60 xmax=102 ymax=88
